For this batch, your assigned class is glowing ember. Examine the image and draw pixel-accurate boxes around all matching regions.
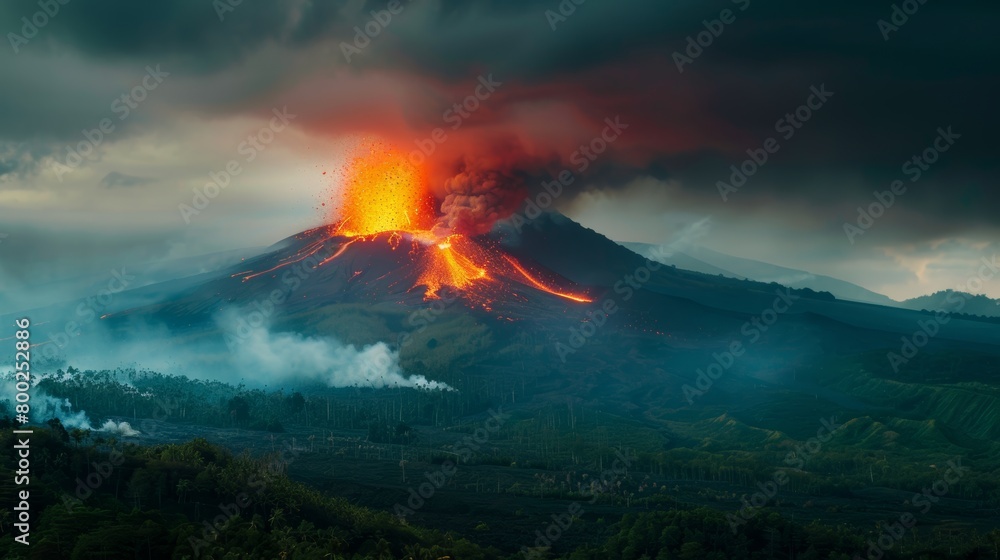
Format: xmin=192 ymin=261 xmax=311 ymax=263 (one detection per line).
xmin=333 ymin=141 xmax=435 ymax=236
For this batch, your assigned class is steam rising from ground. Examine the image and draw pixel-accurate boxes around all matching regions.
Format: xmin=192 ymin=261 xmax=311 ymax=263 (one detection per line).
xmin=218 ymin=309 xmax=453 ymax=391
xmin=12 ymin=298 xmax=454 ymax=392
xmin=30 ymin=393 xmax=139 ymax=435
xmin=231 ymin=326 xmax=453 ymax=390
xmin=98 ymin=420 xmax=141 ymax=437
xmin=33 ymin=393 xmax=92 ymax=430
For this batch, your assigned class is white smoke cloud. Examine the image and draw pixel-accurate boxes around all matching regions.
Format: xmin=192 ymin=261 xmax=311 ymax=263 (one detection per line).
xmin=33 ymin=393 xmax=93 ymax=430
xmin=98 ymin=420 xmax=140 ymax=437
xmin=221 ymin=310 xmax=453 ymax=391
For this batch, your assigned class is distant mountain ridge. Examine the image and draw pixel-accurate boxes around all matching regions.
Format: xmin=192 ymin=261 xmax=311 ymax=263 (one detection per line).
xmin=900 ymin=289 xmax=1000 ymax=318
xmin=620 ymin=242 xmax=897 ymax=306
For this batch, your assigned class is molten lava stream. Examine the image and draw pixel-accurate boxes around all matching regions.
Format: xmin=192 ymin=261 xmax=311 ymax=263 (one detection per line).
xmin=238 ymin=239 xmax=329 ymax=281
xmin=319 ymin=238 xmax=358 ymax=266
xmin=416 ymin=235 xmax=489 ymax=298
xmin=502 ymin=255 xmax=592 ymax=303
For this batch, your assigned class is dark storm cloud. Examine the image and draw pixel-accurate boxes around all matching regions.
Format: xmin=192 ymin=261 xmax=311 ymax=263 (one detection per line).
xmin=1 ymin=0 xmax=997 ymax=240
xmin=0 ymin=0 xmax=340 ymax=67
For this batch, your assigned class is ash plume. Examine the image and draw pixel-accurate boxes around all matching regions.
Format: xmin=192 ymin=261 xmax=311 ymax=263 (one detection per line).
xmin=433 ymin=158 xmax=528 ymax=237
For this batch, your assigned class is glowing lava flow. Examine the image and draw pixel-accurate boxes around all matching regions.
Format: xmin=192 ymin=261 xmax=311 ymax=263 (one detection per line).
xmin=502 ymin=255 xmax=592 ymax=303
xmin=236 ymin=238 xmax=329 ymax=281
xmin=235 ymin=138 xmax=592 ymax=305
xmin=319 ymin=238 xmax=358 ymax=266
xmin=416 ymin=235 xmax=489 ymax=298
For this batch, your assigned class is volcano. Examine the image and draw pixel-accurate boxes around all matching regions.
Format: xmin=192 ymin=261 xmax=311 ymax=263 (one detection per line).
xmin=16 ymin=138 xmax=1000 ymax=409
xmin=236 ymin=139 xmax=592 ymax=312
xmin=229 ymin=225 xmax=593 ymax=315
xmin=12 ymin=202 xmax=1000 ymax=418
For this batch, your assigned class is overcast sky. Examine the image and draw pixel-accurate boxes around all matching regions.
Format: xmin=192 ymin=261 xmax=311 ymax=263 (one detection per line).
xmin=1 ymin=0 xmax=997 ymax=309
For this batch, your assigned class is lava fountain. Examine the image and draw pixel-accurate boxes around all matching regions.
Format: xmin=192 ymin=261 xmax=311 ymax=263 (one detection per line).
xmin=336 ymin=142 xmax=436 ymax=236
xmin=240 ymin=139 xmax=591 ymax=305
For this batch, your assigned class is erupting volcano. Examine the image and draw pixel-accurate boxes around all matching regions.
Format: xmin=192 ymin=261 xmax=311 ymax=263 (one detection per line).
xmin=236 ymin=140 xmax=592 ymax=307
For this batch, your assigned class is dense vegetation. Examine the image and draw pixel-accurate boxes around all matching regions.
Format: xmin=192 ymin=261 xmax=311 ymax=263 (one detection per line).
xmin=3 ymin=360 xmax=1000 ymax=558
xmin=4 ymin=424 xmax=1000 ymax=559
xmin=0 ymin=424 xmax=500 ymax=559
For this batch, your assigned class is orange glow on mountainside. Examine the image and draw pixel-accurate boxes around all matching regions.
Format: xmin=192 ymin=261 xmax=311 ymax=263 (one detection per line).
xmin=239 ymin=139 xmax=591 ymax=304
xmin=416 ymin=234 xmax=489 ymax=298
xmin=502 ymin=255 xmax=593 ymax=303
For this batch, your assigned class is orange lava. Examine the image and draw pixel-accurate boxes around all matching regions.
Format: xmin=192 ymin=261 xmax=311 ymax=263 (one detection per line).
xmin=416 ymin=234 xmax=489 ymax=298
xmin=236 ymin=138 xmax=592 ymax=305
xmin=334 ymin=140 xmax=435 ymax=236
xmin=502 ymin=255 xmax=593 ymax=303
xmin=331 ymin=140 xmax=494 ymax=298
xmin=238 ymin=238 xmax=328 ymax=281
xmin=319 ymin=238 xmax=359 ymax=266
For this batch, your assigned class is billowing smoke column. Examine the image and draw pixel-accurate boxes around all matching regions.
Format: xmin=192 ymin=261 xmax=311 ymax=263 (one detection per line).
xmin=433 ymin=156 xmax=528 ymax=237
xmin=33 ymin=393 xmax=92 ymax=429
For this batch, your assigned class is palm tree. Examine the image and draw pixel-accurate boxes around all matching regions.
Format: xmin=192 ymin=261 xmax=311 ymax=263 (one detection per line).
xmin=268 ymin=508 xmax=285 ymax=530
xmin=374 ymin=538 xmax=393 ymax=560
xmin=69 ymin=428 xmax=90 ymax=449
xmin=399 ymin=449 xmax=408 ymax=483
xmin=176 ymin=479 xmax=192 ymax=503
